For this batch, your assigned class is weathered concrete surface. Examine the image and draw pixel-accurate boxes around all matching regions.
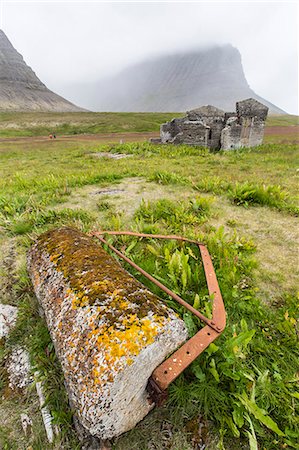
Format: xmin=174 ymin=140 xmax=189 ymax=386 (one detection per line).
xmin=27 ymin=227 xmax=188 ymax=440
xmin=187 ymin=105 xmax=225 ymax=149
xmin=236 ymin=98 xmax=268 ymax=121
xmin=221 ymin=98 xmax=268 ymax=150
xmin=159 ymin=98 xmax=268 ymax=150
xmin=7 ymin=346 xmax=32 ymax=389
xmin=0 ymin=304 xmax=18 ymax=338
xmin=220 ymin=116 xmax=242 ymax=150
xmin=0 ymin=303 xmax=33 ymax=390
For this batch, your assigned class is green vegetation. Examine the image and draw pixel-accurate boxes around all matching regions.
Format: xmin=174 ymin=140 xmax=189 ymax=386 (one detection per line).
xmin=6 ymin=291 xmax=80 ymax=449
xmin=108 ymin=199 xmax=298 ymax=450
xmin=0 ymin=111 xmax=297 ymax=137
xmin=0 ymin=111 xmax=183 ymax=137
xmin=150 ymin=170 xmax=298 ymax=215
xmin=0 ymin=120 xmax=298 ymax=449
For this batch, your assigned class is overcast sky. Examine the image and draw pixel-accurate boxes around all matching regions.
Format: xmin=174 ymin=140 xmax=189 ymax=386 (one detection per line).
xmin=1 ymin=0 xmax=298 ymax=113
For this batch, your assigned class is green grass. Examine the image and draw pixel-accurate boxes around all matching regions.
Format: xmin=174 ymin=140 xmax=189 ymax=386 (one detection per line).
xmin=0 ymin=112 xmax=297 ymax=137
xmin=103 ymin=200 xmax=298 ymax=450
xmin=266 ymin=115 xmax=299 ymax=127
xmin=0 ymin=111 xmax=183 ymax=137
xmin=0 ymin=120 xmax=298 ymax=449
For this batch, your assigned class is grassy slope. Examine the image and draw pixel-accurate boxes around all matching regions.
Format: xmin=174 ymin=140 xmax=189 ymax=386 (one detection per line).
xmin=266 ymin=115 xmax=299 ymax=126
xmin=0 ymin=112 xmax=183 ymax=137
xmin=0 ymin=111 xmax=298 ymax=137
xmin=0 ymin=118 xmax=298 ymax=449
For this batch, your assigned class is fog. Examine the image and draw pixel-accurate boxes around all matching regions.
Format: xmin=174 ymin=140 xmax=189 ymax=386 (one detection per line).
xmin=1 ymin=1 xmax=298 ymax=113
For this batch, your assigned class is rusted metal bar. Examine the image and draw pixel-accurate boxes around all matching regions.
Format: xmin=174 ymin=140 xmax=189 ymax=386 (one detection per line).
xmin=91 ymin=230 xmax=226 ymax=402
xmin=198 ymin=244 xmax=226 ymax=331
xmin=92 ymin=233 xmax=216 ymax=330
xmin=150 ymin=326 xmax=219 ymax=391
xmin=93 ymin=230 xmax=202 ymax=246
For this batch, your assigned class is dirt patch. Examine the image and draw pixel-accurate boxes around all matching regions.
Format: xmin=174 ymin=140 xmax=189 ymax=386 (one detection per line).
xmin=0 ymin=125 xmax=297 ymax=145
xmin=264 ymin=125 xmax=299 ymax=143
xmin=56 ymin=177 xmax=192 ymax=219
xmin=210 ymin=198 xmax=299 ymax=302
xmin=265 ymin=125 xmax=299 ymax=136
xmin=90 ymin=152 xmax=133 ymax=159
xmin=0 ymin=393 xmax=49 ymax=449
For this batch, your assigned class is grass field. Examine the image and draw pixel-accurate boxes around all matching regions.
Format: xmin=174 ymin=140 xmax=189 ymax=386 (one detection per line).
xmin=0 ymin=112 xmax=182 ymax=137
xmin=0 ymin=111 xmax=298 ymax=137
xmin=0 ymin=113 xmax=298 ymax=450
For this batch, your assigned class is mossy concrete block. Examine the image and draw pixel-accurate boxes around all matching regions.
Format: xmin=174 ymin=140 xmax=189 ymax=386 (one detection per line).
xmin=27 ymin=227 xmax=188 ymax=439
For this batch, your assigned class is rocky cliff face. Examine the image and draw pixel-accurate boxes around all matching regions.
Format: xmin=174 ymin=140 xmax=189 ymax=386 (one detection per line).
xmin=88 ymin=45 xmax=284 ymax=114
xmin=0 ymin=30 xmax=84 ymax=112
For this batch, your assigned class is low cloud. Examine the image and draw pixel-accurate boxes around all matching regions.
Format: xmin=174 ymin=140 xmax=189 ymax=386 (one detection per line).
xmin=2 ymin=1 xmax=298 ymax=113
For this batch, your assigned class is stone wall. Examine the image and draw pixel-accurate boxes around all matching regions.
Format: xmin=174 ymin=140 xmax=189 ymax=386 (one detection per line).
xmin=247 ymin=119 xmax=266 ymax=147
xmin=159 ymin=98 xmax=268 ymax=150
xmin=220 ymin=117 xmax=242 ymax=150
xmin=236 ymin=98 xmax=268 ymax=121
xmin=172 ymin=121 xmax=210 ymax=146
xmin=187 ymin=105 xmax=225 ymax=150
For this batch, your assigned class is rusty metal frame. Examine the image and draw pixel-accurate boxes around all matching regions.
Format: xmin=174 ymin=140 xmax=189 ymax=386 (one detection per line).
xmin=91 ymin=231 xmax=226 ymax=404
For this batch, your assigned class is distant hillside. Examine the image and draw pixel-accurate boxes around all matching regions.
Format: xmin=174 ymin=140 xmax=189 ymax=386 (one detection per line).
xmin=69 ymin=45 xmax=284 ymax=114
xmin=0 ymin=30 xmax=84 ymax=112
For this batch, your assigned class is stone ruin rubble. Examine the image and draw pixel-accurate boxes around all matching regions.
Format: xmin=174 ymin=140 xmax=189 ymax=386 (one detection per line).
xmin=156 ymin=98 xmax=268 ymax=150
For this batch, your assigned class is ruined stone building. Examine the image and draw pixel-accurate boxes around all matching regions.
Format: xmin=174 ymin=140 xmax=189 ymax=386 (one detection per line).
xmin=158 ymin=98 xmax=268 ymax=150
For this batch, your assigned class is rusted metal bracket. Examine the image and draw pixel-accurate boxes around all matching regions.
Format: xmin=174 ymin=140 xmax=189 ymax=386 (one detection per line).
xmin=91 ymin=231 xmax=226 ymax=404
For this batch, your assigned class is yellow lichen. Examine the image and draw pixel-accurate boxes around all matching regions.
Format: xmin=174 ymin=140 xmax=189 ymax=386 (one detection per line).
xmin=33 ymin=227 xmax=176 ymax=389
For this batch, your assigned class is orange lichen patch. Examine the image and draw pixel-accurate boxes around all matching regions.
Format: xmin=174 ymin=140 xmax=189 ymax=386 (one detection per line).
xmin=49 ymin=253 xmax=62 ymax=264
xmin=29 ymin=228 xmax=174 ymax=374
xmin=35 ymin=227 xmax=169 ymax=318
xmin=71 ymin=292 xmax=89 ymax=309
xmin=83 ymin=312 xmax=168 ymax=385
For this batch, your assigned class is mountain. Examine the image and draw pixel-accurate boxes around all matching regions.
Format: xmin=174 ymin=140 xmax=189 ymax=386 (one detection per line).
xmin=69 ymin=45 xmax=284 ymax=114
xmin=0 ymin=30 xmax=84 ymax=112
